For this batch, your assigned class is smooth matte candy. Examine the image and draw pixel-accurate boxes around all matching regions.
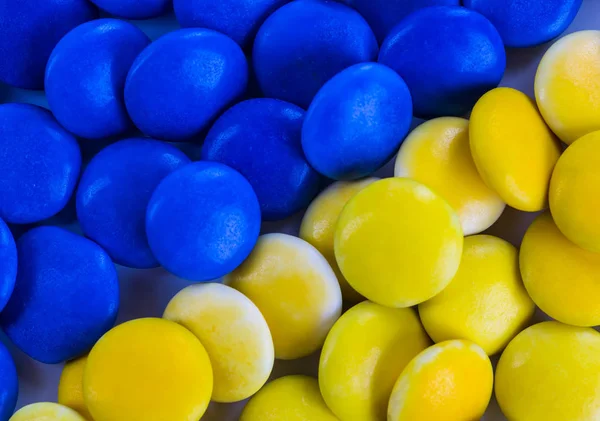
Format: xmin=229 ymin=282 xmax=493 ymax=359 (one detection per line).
xmin=0 ymin=104 xmax=81 ymax=224
xmin=46 ymin=19 xmax=150 ymax=140
xmin=379 ymin=6 xmax=505 ymax=118
xmin=89 ymin=0 xmax=171 ymax=19
xmin=58 ymin=356 xmax=92 ymax=420
xmin=253 ymin=0 xmax=378 ymax=109
xmin=0 ymin=226 xmax=119 ymax=364
xmin=302 ymin=63 xmax=413 ymax=180
xmin=11 ymin=403 xmax=86 ymax=421
xmin=0 ymin=343 xmax=17 ymax=421
xmin=0 ymin=218 xmax=16 ymax=313
xmin=77 ymin=138 xmax=191 ymax=268
xmin=146 ymin=162 xmax=260 ymax=281
xmin=125 ymin=29 xmax=248 ymax=142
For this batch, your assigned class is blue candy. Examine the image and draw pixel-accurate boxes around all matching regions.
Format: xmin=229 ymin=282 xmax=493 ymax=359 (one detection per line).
xmin=89 ymin=0 xmax=171 ymax=19
xmin=0 ymin=104 xmax=81 ymax=225
xmin=146 ymin=162 xmax=261 ymax=281
xmin=0 ymin=219 xmax=16 ymax=313
xmin=302 ymin=63 xmax=413 ymax=180
xmin=125 ymin=29 xmax=248 ymax=142
xmin=379 ymin=6 xmax=505 ymax=118
xmin=0 ymin=343 xmax=17 ymax=421
xmin=253 ymin=0 xmax=378 ymax=109
xmin=0 ymin=226 xmax=119 ymax=364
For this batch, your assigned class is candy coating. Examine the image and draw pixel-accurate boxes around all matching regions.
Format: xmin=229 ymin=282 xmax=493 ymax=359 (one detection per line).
xmin=0 ymin=218 xmax=16 ymax=313
xmin=0 ymin=343 xmax=17 ymax=421
xmin=11 ymin=403 xmax=86 ymax=421
xmin=89 ymin=0 xmax=171 ymax=19
xmin=58 ymin=356 xmax=92 ymax=420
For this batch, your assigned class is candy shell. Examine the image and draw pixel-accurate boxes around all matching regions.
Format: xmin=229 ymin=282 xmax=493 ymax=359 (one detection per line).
xmin=395 ymin=117 xmax=505 ymax=235
xmin=335 ymin=178 xmax=463 ymax=308
xmin=319 ymin=302 xmax=430 ymax=421
xmin=225 ymin=234 xmax=342 ymax=360
xmin=0 ymin=218 xmax=16 ymax=313
xmin=125 ymin=29 xmax=247 ymax=142
xmin=11 ymin=403 xmax=86 ymax=421
xmin=253 ymin=0 xmax=378 ymax=109
xmin=495 ymin=322 xmax=600 ymax=421
xmin=89 ymin=0 xmax=171 ymax=19
xmin=470 ymin=87 xmax=561 ymax=212
xmin=0 ymin=343 xmax=17 ymax=420
xmin=58 ymin=356 xmax=92 ymax=420
xmin=379 ymin=6 xmax=505 ymax=118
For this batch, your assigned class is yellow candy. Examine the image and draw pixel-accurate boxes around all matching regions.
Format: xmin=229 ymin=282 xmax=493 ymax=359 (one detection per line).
xmin=83 ymin=318 xmax=213 ymax=421
xmin=319 ymin=301 xmax=431 ymax=421
xmin=225 ymin=234 xmax=342 ymax=360
xmin=334 ymin=178 xmax=463 ymax=308
xmin=300 ymin=178 xmax=378 ymax=303
xmin=10 ymin=403 xmax=86 ymax=421
xmin=419 ymin=235 xmax=535 ymax=355
xmin=58 ymin=356 xmax=92 ymax=420
xmin=469 ymin=87 xmax=562 ymax=212
xmin=496 ymin=321 xmax=600 ymax=421
xmin=550 ymin=131 xmax=600 ymax=252
xmin=535 ymin=30 xmax=600 ymax=144
xmin=395 ymin=117 xmax=505 ymax=235
xmin=388 ymin=340 xmax=493 ymax=421
xmin=163 ymin=283 xmax=274 ymax=403
xmin=240 ymin=375 xmax=338 ymax=421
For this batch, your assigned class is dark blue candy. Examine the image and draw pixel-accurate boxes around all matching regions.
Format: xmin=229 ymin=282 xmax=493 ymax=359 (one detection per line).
xmin=125 ymin=29 xmax=248 ymax=142
xmin=0 ymin=104 xmax=81 ymax=225
xmin=253 ymin=0 xmax=378 ymax=109
xmin=0 ymin=343 xmax=17 ymax=420
xmin=146 ymin=162 xmax=260 ymax=281
xmin=302 ymin=63 xmax=412 ymax=180
xmin=0 ymin=219 xmax=16 ymax=314
xmin=379 ymin=6 xmax=505 ymax=118
xmin=0 ymin=226 xmax=119 ymax=364
xmin=89 ymin=0 xmax=171 ymax=19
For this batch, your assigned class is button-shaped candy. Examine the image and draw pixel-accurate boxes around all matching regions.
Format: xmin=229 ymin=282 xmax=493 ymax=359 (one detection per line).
xmin=11 ymin=403 xmax=87 ymax=421
xmin=89 ymin=0 xmax=171 ymax=19
xmin=58 ymin=356 xmax=92 ymax=420
xmin=0 ymin=343 xmax=17 ymax=421
xmin=0 ymin=218 xmax=16 ymax=313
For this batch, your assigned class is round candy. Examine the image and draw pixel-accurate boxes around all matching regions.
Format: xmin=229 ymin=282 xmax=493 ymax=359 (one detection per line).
xmin=45 ymin=19 xmax=150 ymax=140
xmin=419 ymin=235 xmax=535 ymax=355
xmin=225 ymin=234 xmax=342 ymax=360
xmin=319 ymin=302 xmax=431 ymax=421
xmin=470 ymin=87 xmax=561 ymax=212
xmin=395 ymin=117 xmax=505 ymax=235
xmin=496 ymin=322 xmax=600 ymax=421
xmin=302 ymin=63 xmax=412 ymax=180
xmin=89 ymin=0 xmax=170 ymax=19
xmin=202 ymin=99 xmax=321 ymax=220
xmin=0 ymin=218 xmax=16 ymax=313
xmin=379 ymin=6 xmax=505 ymax=118
xmin=58 ymin=356 xmax=92 ymax=420
xmin=146 ymin=162 xmax=260 ymax=281
xmin=125 ymin=29 xmax=247 ymax=142
xmin=0 ymin=343 xmax=17 ymax=420
xmin=11 ymin=403 xmax=86 ymax=421
xmin=335 ymin=178 xmax=463 ymax=308
xmin=77 ymin=138 xmax=191 ymax=268
xmin=84 ymin=318 xmax=213 ymax=421
xmin=0 ymin=226 xmax=119 ymax=364
xmin=0 ymin=103 xmax=81 ymax=224
xmin=253 ymin=0 xmax=378 ymax=109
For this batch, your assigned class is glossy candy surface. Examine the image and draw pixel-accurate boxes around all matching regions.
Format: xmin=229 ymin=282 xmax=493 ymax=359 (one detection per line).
xmin=11 ymin=403 xmax=87 ymax=421
xmin=58 ymin=356 xmax=92 ymax=420
xmin=0 ymin=218 xmax=16 ymax=313
xmin=0 ymin=343 xmax=17 ymax=421
xmin=89 ymin=0 xmax=171 ymax=19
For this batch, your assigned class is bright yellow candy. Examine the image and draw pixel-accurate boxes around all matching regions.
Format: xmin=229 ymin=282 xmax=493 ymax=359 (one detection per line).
xmin=535 ymin=30 xmax=600 ymax=144
xmin=334 ymin=178 xmax=463 ymax=308
xmin=395 ymin=117 xmax=505 ymax=235
xmin=319 ymin=301 xmax=431 ymax=421
xmin=388 ymin=340 xmax=493 ymax=421
xmin=496 ymin=322 xmax=600 ymax=421
xmin=58 ymin=356 xmax=93 ymax=420
xmin=163 ymin=283 xmax=274 ymax=403
xmin=419 ymin=235 xmax=535 ymax=355
xmin=240 ymin=376 xmax=339 ymax=421
xmin=300 ymin=178 xmax=378 ymax=303
xmin=10 ymin=403 xmax=86 ymax=421
xmin=83 ymin=318 xmax=213 ymax=421
xmin=550 ymin=131 xmax=600 ymax=252
xmin=225 ymin=234 xmax=342 ymax=360
xmin=470 ymin=87 xmax=562 ymax=212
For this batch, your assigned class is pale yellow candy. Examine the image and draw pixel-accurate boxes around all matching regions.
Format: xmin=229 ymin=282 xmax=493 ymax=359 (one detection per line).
xmin=334 ymin=178 xmax=463 ymax=308
xmin=496 ymin=322 xmax=600 ymax=421
xmin=300 ymin=178 xmax=378 ymax=303
xmin=535 ymin=30 xmax=600 ymax=144
xmin=395 ymin=117 xmax=505 ymax=235
xmin=58 ymin=356 xmax=93 ymax=420
xmin=419 ymin=235 xmax=535 ymax=355
xmin=388 ymin=340 xmax=493 ymax=421
xmin=10 ymin=403 xmax=86 ymax=421
xmin=163 ymin=283 xmax=274 ymax=403
xmin=319 ymin=301 xmax=430 ymax=421
xmin=225 ymin=234 xmax=342 ymax=360
xmin=470 ymin=87 xmax=562 ymax=212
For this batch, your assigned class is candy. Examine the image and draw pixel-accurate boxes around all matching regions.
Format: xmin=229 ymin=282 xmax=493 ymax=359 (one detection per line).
xmin=84 ymin=318 xmax=213 ymax=421
xmin=0 ymin=104 xmax=81 ymax=224
xmin=89 ymin=0 xmax=171 ymax=19
xmin=225 ymin=234 xmax=342 ymax=360
xmin=253 ymin=0 xmax=378 ymax=108
xmin=202 ymin=99 xmax=321 ymax=220
xmin=0 ymin=218 xmax=16 ymax=313
xmin=125 ymin=29 xmax=247 ymax=142
xmin=319 ymin=302 xmax=430 ymax=421
xmin=379 ymin=6 xmax=505 ymax=118
xmin=335 ymin=178 xmax=463 ymax=308
xmin=302 ymin=63 xmax=413 ymax=180
xmin=0 ymin=343 xmax=17 ymax=421
xmin=11 ymin=403 xmax=86 ymax=421
xmin=58 ymin=356 xmax=92 ymax=420
xmin=470 ymin=87 xmax=561 ymax=212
